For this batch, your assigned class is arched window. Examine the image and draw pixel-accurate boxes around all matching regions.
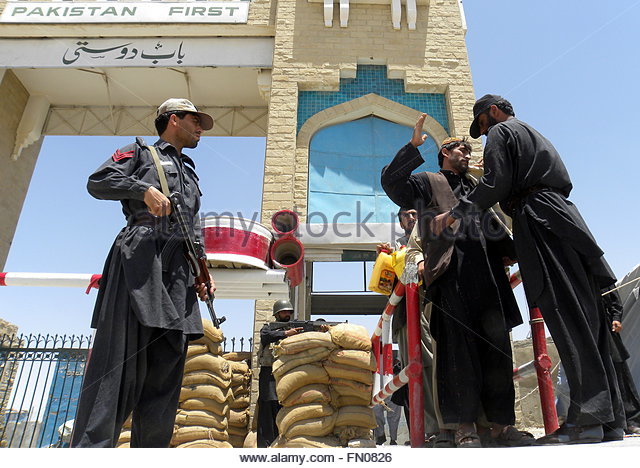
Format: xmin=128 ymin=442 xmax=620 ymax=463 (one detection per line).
xmin=308 ymin=116 xmax=438 ymax=224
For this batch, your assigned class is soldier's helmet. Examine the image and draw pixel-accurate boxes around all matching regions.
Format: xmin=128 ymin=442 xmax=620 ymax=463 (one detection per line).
xmin=273 ymin=299 xmax=294 ymax=316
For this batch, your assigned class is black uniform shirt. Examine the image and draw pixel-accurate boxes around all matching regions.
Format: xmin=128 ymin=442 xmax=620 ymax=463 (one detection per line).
xmin=87 ymin=137 xmax=204 ymax=337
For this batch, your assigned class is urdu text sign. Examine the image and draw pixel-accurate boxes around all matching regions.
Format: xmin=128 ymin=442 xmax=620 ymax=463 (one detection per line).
xmin=0 ymin=1 xmax=249 ymax=24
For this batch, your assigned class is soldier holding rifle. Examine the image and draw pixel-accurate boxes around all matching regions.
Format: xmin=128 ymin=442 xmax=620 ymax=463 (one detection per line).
xmin=72 ymin=98 xmax=216 ymax=448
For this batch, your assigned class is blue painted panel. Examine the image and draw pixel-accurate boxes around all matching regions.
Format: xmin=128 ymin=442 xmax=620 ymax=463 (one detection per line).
xmin=308 ymin=116 xmax=440 ymax=224
xmin=298 ymin=65 xmax=450 ymax=133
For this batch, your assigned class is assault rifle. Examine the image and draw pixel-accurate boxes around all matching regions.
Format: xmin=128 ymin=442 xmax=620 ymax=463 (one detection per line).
xmin=169 ymin=192 xmax=226 ymax=329
xmin=268 ymin=320 xmax=342 ymax=333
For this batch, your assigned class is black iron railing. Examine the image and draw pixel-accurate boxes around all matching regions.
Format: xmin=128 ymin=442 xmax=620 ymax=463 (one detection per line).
xmin=0 ymin=333 xmax=252 ymax=448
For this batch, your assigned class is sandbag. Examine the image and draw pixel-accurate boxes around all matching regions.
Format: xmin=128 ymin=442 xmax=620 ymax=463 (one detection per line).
xmin=175 ymin=409 xmax=227 ymax=430
xmin=232 ymin=386 xmax=250 ymax=399
xmin=191 ymin=336 xmax=223 ymax=355
xmin=201 ymin=319 xmax=224 ymax=343
xmin=335 ymin=406 xmax=376 ymax=429
xmin=334 ymin=426 xmax=373 ymax=445
xmin=330 ymin=378 xmax=372 ymax=399
xmin=282 ymin=384 xmax=331 ymax=408
xmin=284 ymin=413 xmax=337 ymax=439
xmin=172 ymin=426 xmax=228 ymax=445
xmin=329 ymin=323 xmax=371 ymax=351
xmin=273 ymin=347 xmax=332 ymax=378
xmin=231 ymin=372 xmax=251 ymax=387
xmin=229 ymin=394 xmax=250 ymax=409
xmin=229 ymin=361 xmax=249 ymax=374
xmin=176 ymin=440 xmax=233 ymax=448
xmin=227 ymin=425 xmax=249 ymax=437
xmin=276 ymin=364 xmax=329 ymax=401
xmin=323 ymin=362 xmax=373 ymax=385
xmin=329 ymin=349 xmax=376 ymax=371
xmin=348 ymin=438 xmax=376 ymax=448
xmin=243 ymin=430 xmax=257 ymax=448
xmin=187 ymin=344 xmax=209 ymax=358
xmin=181 ymin=398 xmax=229 ymax=416
xmin=183 ymin=370 xmax=231 ymax=388
xmin=274 ymin=332 xmax=335 ymax=356
xmin=332 ymin=394 xmax=372 ymax=407
xmin=184 ymin=354 xmax=231 ymax=378
xmin=228 ymin=410 xmax=250 ymax=428
xmin=180 ymin=384 xmax=230 ymax=404
xmin=228 ymin=434 xmax=247 ymax=448
xmin=223 ymin=352 xmax=251 ymax=362
xmin=271 ymin=435 xmax=341 ymax=448
xmin=276 ymin=404 xmax=334 ymax=435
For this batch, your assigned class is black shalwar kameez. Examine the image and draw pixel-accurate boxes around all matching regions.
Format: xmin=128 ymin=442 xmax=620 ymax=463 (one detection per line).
xmin=451 ymin=118 xmax=624 ymax=430
xmin=71 ymin=138 xmax=204 ymax=448
xmin=382 ymin=143 xmax=522 ymax=426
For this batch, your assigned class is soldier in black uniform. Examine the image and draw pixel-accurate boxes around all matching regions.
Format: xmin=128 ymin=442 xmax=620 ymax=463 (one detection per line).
xmin=257 ymin=300 xmax=302 ymax=447
xmin=72 ymin=98 xmax=216 ymax=448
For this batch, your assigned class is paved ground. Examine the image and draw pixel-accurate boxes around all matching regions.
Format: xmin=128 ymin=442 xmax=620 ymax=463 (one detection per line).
xmin=377 ymin=422 xmax=640 ymax=448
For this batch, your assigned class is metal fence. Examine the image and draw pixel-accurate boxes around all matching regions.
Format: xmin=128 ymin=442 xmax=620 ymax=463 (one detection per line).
xmin=0 ymin=333 xmax=252 ymax=448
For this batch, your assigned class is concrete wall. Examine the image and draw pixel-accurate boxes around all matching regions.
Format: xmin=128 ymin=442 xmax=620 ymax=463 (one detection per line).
xmin=0 ymin=71 xmax=43 ymax=270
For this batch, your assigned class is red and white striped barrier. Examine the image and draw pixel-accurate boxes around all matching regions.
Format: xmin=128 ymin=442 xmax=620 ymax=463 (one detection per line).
xmin=0 ymin=272 xmax=101 ymax=293
xmin=0 ymin=269 xmax=290 ymax=300
xmin=371 ymin=282 xmax=405 ymax=397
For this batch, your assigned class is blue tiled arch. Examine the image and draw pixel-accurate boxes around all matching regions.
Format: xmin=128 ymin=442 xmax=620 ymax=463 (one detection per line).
xmin=297 ymin=65 xmax=449 ymax=134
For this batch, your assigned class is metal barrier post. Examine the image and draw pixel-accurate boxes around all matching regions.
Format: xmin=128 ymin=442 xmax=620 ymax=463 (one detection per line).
xmin=403 ymin=263 xmax=424 ymax=447
xmin=529 ymin=307 xmax=559 ymax=434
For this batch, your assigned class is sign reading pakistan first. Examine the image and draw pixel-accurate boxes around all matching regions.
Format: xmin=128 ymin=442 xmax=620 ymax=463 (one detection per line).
xmin=0 ymin=1 xmax=249 ymax=24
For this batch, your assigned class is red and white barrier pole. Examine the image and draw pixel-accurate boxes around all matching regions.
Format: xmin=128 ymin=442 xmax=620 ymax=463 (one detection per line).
xmin=0 ymin=272 xmax=101 ymax=293
xmin=403 ymin=263 xmax=424 ymax=448
xmin=530 ymin=306 xmax=559 ymax=434
xmin=371 ymin=282 xmax=406 ymax=396
xmin=510 ymin=270 xmax=559 ymax=435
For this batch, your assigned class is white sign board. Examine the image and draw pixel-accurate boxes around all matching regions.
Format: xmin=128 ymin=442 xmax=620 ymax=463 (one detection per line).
xmin=0 ymin=37 xmax=274 ymax=68
xmin=0 ymin=1 xmax=249 ymax=24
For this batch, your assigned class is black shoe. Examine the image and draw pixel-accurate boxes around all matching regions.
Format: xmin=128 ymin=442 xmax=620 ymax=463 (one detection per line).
xmin=375 ymin=436 xmax=386 ymax=445
xmin=602 ymin=427 xmax=624 ymax=442
xmin=536 ymin=424 xmax=603 ymax=445
xmin=390 ymin=440 xmax=397 ymax=445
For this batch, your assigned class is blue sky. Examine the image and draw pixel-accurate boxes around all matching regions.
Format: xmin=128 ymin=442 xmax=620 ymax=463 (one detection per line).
xmin=2 ymin=1 xmax=640 ymax=344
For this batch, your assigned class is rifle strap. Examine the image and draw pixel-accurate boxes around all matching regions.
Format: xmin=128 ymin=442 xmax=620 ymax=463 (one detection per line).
xmin=148 ymin=145 xmax=170 ymax=197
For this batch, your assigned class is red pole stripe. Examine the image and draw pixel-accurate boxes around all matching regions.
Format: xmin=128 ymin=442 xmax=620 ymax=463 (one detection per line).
xmin=406 ymin=281 xmax=425 ymax=447
xmin=382 ymin=343 xmax=394 ymax=376
xmin=529 ymin=307 xmax=559 ymax=434
xmin=0 ymin=272 xmax=7 ymax=286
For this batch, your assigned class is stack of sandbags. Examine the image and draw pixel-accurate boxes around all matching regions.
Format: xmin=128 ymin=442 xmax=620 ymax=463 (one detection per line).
xmin=326 ymin=324 xmax=377 ymax=446
xmin=172 ymin=319 xmax=233 ymax=448
xmin=272 ymin=332 xmax=339 ymax=447
xmin=224 ymin=353 xmax=252 ymax=447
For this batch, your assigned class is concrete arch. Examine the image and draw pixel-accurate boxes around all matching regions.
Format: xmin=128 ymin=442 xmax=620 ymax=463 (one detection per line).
xmin=296 ymin=93 xmax=449 ymax=149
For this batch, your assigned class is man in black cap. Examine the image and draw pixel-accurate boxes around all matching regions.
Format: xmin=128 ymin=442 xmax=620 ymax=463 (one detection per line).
xmin=257 ymin=300 xmax=302 ymax=447
xmin=432 ymin=94 xmax=625 ymax=444
xmin=72 ymin=98 xmax=216 ymax=447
